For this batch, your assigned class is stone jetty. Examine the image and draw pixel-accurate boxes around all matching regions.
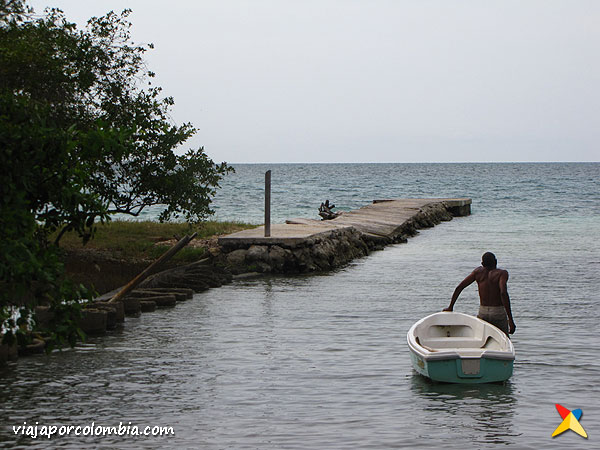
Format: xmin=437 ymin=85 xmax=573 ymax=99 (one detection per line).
xmin=219 ymin=198 xmax=471 ymax=274
xmin=85 ymin=198 xmax=470 ymax=335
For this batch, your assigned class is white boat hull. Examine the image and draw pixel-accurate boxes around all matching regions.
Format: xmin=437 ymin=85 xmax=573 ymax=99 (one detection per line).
xmin=407 ymin=312 xmax=515 ymax=383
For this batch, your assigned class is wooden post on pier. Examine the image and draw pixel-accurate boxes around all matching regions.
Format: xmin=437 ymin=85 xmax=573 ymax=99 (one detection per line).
xmin=265 ymin=170 xmax=271 ymax=237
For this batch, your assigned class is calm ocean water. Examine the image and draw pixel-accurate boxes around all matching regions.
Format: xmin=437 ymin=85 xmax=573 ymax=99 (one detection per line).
xmin=1 ymin=163 xmax=599 ymax=449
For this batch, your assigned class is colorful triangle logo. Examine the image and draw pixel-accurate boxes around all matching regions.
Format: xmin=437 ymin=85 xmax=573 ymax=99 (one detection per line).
xmin=552 ymin=404 xmax=588 ymax=439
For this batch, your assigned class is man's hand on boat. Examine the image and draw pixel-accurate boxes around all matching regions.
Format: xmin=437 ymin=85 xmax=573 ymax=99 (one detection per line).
xmin=508 ymin=319 xmax=516 ymax=335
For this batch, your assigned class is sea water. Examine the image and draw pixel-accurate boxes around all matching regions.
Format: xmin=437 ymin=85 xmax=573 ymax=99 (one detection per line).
xmin=1 ymin=163 xmax=598 ymax=449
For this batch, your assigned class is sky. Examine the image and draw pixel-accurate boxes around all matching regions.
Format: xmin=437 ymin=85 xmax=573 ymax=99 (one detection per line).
xmin=28 ymin=0 xmax=599 ymax=163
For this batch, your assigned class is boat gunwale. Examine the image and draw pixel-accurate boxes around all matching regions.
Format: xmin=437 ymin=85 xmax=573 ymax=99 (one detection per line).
xmin=407 ymin=312 xmax=515 ymax=362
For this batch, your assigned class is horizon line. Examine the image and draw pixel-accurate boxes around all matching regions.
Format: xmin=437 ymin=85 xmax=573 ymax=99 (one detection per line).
xmin=223 ymin=160 xmax=599 ymax=165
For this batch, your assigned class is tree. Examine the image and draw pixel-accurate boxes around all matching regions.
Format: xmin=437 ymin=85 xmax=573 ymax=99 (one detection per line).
xmin=0 ymin=0 xmax=233 ymax=348
xmin=2 ymin=1 xmax=233 ymax=236
xmin=0 ymin=92 xmax=105 ymax=348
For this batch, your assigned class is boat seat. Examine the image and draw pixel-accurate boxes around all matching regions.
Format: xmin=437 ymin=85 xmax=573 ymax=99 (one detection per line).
xmin=419 ymin=337 xmax=484 ymax=349
xmin=440 ymin=348 xmax=486 ymax=357
xmin=482 ymin=336 xmax=502 ymax=350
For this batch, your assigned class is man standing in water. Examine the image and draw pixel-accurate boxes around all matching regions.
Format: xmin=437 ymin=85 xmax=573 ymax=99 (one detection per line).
xmin=443 ymin=252 xmax=516 ymax=335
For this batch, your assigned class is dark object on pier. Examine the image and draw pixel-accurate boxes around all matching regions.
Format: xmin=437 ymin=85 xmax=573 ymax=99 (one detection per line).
xmin=319 ymin=200 xmax=340 ymax=220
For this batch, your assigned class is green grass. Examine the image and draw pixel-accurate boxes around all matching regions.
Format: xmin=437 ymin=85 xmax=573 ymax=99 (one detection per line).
xmin=57 ymin=220 xmax=256 ymax=262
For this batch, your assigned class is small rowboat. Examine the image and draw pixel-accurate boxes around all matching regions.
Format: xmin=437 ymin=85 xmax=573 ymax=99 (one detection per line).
xmin=407 ymin=312 xmax=515 ymax=383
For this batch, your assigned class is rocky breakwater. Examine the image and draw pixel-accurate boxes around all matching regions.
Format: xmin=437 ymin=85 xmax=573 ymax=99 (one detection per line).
xmin=221 ymin=227 xmax=369 ymax=274
xmin=218 ymin=198 xmax=471 ymax=275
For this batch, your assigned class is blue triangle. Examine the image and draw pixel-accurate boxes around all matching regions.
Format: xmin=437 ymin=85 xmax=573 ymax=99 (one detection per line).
xmin=572 ymin=409 xmax=582 ymax=421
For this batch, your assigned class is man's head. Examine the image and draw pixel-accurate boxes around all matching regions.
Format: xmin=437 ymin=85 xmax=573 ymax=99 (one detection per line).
xmin=482 ymin=252 xmax=497 ymax=269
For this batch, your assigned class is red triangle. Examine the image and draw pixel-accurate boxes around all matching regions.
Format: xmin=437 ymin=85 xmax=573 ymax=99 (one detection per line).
xmin=556 ymin=403 xmax=570 ymax=420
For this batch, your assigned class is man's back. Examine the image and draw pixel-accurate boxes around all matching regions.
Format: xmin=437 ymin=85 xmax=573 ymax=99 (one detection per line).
xmin=445 ymin=252 xmax=515 ymax=334
xmin=473 ymin=266 xmax=508 ymax=307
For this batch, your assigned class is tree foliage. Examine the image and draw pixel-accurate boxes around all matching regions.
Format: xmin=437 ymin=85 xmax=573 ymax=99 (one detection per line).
xmin=0 ymin=0 xmax=233 ymax=347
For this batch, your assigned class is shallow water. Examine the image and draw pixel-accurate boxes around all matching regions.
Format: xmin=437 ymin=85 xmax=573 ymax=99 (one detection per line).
xmin=1 ymin=163 xmax=599 ymax=448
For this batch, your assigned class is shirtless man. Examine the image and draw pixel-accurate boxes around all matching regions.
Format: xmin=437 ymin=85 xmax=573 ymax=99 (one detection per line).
xmin=443 ymin=252 xmax=516 ymax=335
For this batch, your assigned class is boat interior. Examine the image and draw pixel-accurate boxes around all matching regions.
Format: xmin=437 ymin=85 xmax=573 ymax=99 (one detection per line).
xmin=414 ymin=319 xmax=507 ymax=353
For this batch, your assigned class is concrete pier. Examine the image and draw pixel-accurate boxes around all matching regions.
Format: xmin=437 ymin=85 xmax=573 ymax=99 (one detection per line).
xmin=289 ymin=198 xmax=471 ymax=240
xmin=218 ymin=198 xmax=471 ymax=273
xmin=220 ymin=198 xmax=470 ymax=245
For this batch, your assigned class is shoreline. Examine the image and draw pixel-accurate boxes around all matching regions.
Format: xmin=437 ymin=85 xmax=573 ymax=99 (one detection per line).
xmin=1 ymin=198 xmax=470 ymax=365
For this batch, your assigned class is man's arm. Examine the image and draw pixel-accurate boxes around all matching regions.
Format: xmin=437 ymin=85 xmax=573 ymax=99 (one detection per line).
xmin=499 ymin=270 xmax=516 ymax=334
xmin=444 ymin=271 xmax=476 ymax=311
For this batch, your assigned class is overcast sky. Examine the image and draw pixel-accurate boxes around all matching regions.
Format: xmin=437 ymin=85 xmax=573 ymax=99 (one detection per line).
xmin=29 ymin=0 xmax=599 ymax=163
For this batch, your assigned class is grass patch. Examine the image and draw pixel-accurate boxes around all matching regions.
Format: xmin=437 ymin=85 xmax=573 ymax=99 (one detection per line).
xmin=56 ymin=220 xmax=256 ymax=261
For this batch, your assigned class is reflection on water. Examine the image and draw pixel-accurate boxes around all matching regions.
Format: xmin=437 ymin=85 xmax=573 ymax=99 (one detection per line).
xmin=410 ymin=374 xmax=520 ymax=445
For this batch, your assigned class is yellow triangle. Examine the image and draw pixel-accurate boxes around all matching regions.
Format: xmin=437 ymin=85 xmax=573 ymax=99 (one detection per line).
xmin=568 ymin=414 xmax=588 ymax=439
xmin=551 ymin=416 xmax=570 ymax=437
